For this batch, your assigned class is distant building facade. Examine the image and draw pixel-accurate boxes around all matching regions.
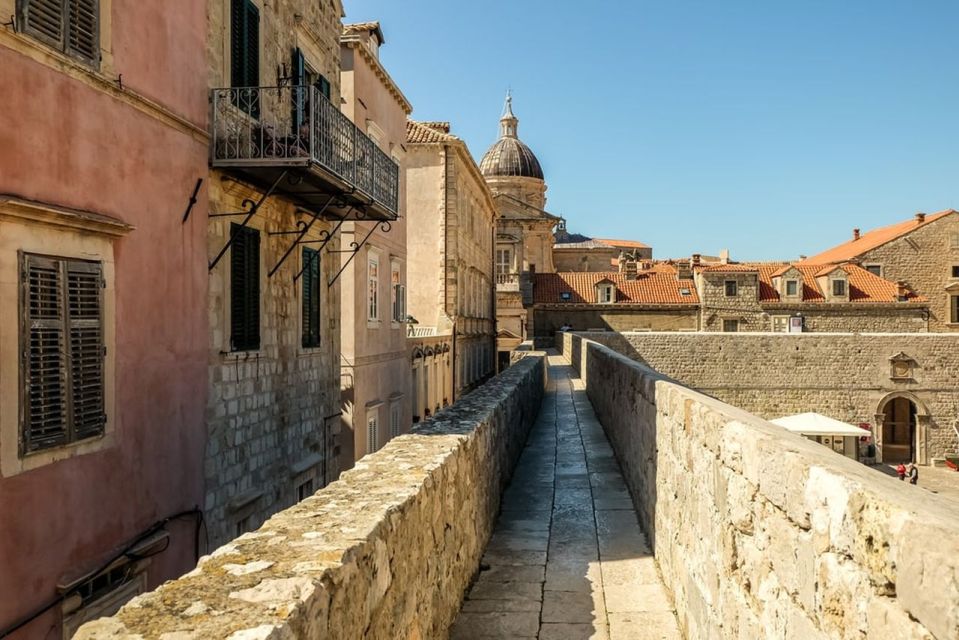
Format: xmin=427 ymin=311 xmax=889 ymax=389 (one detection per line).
xmin=405 ymin=120 xmax=497 ymax=413
xmin=479 ymin=96 xmax=562 ymax=362
xmin=205 ymin=0 xmax=399 ymax=546
xmin=553 ymin=237 xmax=652 ymax=272
xmin=0 ymin=0 xmax=208 ymax=636
xmin=337 ymin=21 xmax=412 ymax=471
xmin=801 ymin=209 xmax=959 ymax=332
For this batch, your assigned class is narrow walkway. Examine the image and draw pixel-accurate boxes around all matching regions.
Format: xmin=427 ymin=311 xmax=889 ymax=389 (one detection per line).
xmin=451 ymin=354 xmax=681 ymax=639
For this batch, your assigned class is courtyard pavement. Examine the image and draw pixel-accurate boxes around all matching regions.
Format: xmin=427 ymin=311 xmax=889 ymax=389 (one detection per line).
xmin=450 ymin=354 xmax=681 ymax=640
xmin=875 ymin=463 xmax=959 ymax=504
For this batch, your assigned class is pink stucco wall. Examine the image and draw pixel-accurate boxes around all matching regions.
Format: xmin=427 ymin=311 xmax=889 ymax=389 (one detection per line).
xmin=0 ymin=1 xmax=208 ymax=634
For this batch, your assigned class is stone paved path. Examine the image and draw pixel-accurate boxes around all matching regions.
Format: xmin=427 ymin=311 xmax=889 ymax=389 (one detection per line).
xmin=451 ymin=354 xmax=682 ymax=639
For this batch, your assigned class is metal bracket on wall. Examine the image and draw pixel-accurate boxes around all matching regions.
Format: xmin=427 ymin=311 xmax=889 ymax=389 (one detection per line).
xmin=326 ymin=219 xmax=392 ymax=288
xmin=290 ymin=211 xmax=352 ymax=283
xmin=207 ymin=170 xmax=288 ymax=271
xmin=266 ymin=195 xmax=339 ymax=278
xmin=181 ymin=178 xmax=203 ymax=223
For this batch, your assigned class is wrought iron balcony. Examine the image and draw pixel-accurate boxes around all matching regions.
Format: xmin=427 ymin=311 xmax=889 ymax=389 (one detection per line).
xmin=496 ymin=272 xmax=521 ymax=292
xmin=210 ymin=85 xmax=399 ymax=219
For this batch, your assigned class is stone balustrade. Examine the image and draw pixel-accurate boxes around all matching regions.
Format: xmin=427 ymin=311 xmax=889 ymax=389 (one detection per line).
xmin=559 ymin=332 xmax=959 ymax=639
xmin=76 ymin=355 xmax=546 ymax=640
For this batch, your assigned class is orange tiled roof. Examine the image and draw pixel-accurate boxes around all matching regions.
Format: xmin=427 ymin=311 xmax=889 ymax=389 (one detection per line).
xmin=406 ymin=119 xmax=458 ymax=144
xmin=752 ymin=263 xmax=925 ymax=303
xmin=533 ymin=271 xmax=698 ymax=305
xmin=697 ymin=263 xmax=759 ymax=272
xmin=591 ymin=238 xmax=651 ymax=250
xmin=801 ymin=209 xmax=957 ymax=264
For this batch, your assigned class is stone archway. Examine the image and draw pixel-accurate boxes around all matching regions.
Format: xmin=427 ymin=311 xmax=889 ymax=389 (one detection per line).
xmin=875 ymin=392 xmax=931 ymax=465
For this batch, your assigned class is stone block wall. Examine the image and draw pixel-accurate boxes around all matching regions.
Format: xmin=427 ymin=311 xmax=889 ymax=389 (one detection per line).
xmin=565 ymin=331 xmax=959 ymax=462
xmin=532 ymin=305 xmax=698 ymax=336
xmin=76 ymin=355 xmax=546 ymax=640
xmin=562 ymin=333 xmax=959 ymax=639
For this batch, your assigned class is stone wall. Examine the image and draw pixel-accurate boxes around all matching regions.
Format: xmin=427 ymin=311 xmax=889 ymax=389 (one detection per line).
xmin=561 ymin=333 xmax=959 ymax=639
xmin=565 ymin=331 xmax=959 ymax=463
xmin=76 ymin=356 xmax=546 ymax=640
xmin=532 ymin=305 xmax=698 ymax=336
xmin=760 ymin=305 xmax=928 ymax=333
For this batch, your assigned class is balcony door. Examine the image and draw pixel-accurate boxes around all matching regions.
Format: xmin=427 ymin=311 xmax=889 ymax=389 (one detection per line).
xmin=496 ymin=247 xmax=513 ymax=277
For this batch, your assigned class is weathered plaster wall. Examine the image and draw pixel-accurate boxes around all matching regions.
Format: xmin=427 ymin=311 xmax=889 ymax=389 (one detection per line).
xmin=569 ymin=331 xmax=959 ymax=462
xmin=561 ymin=333 xmax=959 ymax=639
xmin=76 ymin=355 xmax=546 ymax=640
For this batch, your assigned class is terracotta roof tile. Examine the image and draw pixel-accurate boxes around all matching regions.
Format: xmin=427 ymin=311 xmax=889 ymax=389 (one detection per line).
xmin=698 ymin=264 xmax=760 ymax=273
xmin=801 ymin=209 xmax=957 ymax=265
xmin=533 ymin=271 xmax=698 ymax=305
xmin=590 ymin=238 xmax=651 ymax=250
xmin=406 ymin=119 xmax=458 ymax=144
xmin=751 ymin=263 xmax=925 ymax=304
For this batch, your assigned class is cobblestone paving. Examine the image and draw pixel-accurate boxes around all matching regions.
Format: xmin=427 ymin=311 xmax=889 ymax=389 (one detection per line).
xmin=451 ymin=354 xmax=682 ymax=639
xmin=878 ymin=463 xmax=959 ymax=504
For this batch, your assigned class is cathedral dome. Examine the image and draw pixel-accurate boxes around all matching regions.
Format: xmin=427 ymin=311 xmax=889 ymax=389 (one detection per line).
xmin=479 ymin=95 xmax=544 ymax=180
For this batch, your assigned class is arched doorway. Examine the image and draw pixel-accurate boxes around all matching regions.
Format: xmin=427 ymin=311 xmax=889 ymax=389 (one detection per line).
xmin=881 ymin=397 xmax=917 ymax=463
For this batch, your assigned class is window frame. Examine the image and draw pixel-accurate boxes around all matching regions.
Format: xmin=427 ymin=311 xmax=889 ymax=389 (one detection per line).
xmin=785 ymin=279 xmax=799 ymax=297
xmin=367 ymin=251 xmax=380 ymax=324
xmin=301 ymin=247 xmax=321 ymax=349
xmin=366 ymin=411 xmax=379 ymax=454
xmin=724 ymin=280 xmax=738 ymax=297
xmin=722 ymin=319 xmax=739 ymax=333
xmin=951 ymin=265 xmax=959 ymax=279
xmin=229 ymin=224 xmax=261 ymax=352
xmin=18 ymin=0 xmax=101 ymax=67
xmin=390 ymin=259 xmax=405 ymax=325
xmin=596 ymin=284 xmax=615 ymax=304
xmin=832 ymin=278 xmax=847 ymax=297
xmin=951 ymin=294 xmax=959 ymax=324
xmin=864 ymin=264 xmax=882 ymax=277
xmin=389 ymin=401 xmax=401 ymax=439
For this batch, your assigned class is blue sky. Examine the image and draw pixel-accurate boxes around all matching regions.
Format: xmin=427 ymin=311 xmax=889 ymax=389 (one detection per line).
xmin=348 ymin=1 xmax=958 ymax=260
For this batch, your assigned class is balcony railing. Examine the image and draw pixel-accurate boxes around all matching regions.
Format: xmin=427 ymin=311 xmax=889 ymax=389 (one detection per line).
xmin=210 ymin=85 xmax=399 ymax=216
xmin=496 ymin=272 xmax=520 ymax=291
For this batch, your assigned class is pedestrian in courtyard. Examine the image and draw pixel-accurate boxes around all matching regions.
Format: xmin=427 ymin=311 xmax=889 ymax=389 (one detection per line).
xmin=908 ymin=463 xmax=919 ymax=485
xmin=896 ymin=463 xmax=906 ymax=481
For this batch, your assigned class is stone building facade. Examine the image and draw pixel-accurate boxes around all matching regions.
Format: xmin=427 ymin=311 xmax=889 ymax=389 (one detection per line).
xmin=577 ymin=331 xmax=959 ymax=464
xmin=405 ymin=120 xmax=497 ymax=407
xmin=0 ymin=0 xmax=209 ymax=636
xmin=802 ymin=209 xmax=959 ymax=331
xmin=204 ymin=0 xmax=400 ymax=546
xmin=336 ymin=22 xmax=412 ymax=471
xmin=553 ymin=237 xmax=652 ymax=272
xmin=479 ymin=96 xmax=562 ymax=362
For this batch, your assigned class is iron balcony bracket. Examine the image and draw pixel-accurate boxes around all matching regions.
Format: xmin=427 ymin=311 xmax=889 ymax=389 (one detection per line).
xmin=327 ymin=219 xmax=392 ymax=289
xmin=266 ymin=195 xmax=338 ymax=279
xmin=207 ymin=170 xmax=289 ymax=271
xmin=291 ymin=208 xmax=353 ymax=283
xmin=181 ymin=178 xmax=203 ymax=224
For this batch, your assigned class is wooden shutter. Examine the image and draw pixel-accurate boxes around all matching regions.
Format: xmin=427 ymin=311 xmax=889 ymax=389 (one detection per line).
xmin=66 ymin=0 xmax=98 ymax=64
xmin=22 ymin=255 xmax=68 ymax=452
xmin=20 ymin=0 xmax=65 ymax=48
xmin=316 ymin=75 xmax=331 ymax=100
xmin=301 ymin=248 xmax=320 ymax=348
xmin=292 ymin=48 xmax=306 ymax=130
xmin=230 ymin=224 xmax=260 ymax=351
xmin=229 ymin=0 xmax=245 ymax=87
xmin=67 ymin=260 xmax=105 ymax=440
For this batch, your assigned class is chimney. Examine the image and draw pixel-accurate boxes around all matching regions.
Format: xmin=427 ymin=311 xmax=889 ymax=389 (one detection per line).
xmin=853 ymin=228 xmax=860 ymax=241
xmin=623 ymin=260 xmax=638 ymax=280
xmin=915 ymin=212 xmax=926 ymax=223
xmin=691 ymin=253 xmax=701 ymax=266
xmin=719 ymin=249 xmax=730 ymax=264
xmin=799 ymin=254 xmax=807 ymax=261
xmin=896 ymin=280 xmax=909 ymax=300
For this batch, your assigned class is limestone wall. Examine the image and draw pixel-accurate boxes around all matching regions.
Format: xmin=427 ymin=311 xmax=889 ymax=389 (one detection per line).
xmin=561 ymin=333 xmax=959 ymax=639
xmin=565 ymin=331 xmax=959 ymax=462
xmin=532 ymin=305 xmax=698 ymax=336
xmin=76 ymin=355 xmax=546 ymax=640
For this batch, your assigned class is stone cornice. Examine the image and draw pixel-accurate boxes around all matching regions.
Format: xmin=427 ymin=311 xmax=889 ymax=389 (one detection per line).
xmin=341 ymin=36 xmax=413 ymax=114
xmin=0 ymin=195 xmax=135 ymax=236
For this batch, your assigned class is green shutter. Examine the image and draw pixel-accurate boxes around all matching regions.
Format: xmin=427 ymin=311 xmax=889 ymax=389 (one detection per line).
xmin=230 ymin=0 xmax=260 ymax=117
xmin=302 ymin=248 xmax=320 ymax=348
xmin=230 ymin=225 xmax=260 ymax=351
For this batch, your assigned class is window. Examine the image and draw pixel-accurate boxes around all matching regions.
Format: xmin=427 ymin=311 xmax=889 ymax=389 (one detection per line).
xmin=235 ymin=514 xmax=252 ymax=538
xmin=61 ymin=564 xmax=147 ymax=638
xmin=722 ymin=319 xmax=739 ymax=332
xmin=865 ymin=265 xmax=882 ymax=277
xmin=496 ymin=248 xmax=512 ymax=276
xmin=301 ymin=248 xmax=320 ymax=348
xmin=230 ymin=0 xmax=260 ymax=117
xmin=390 ymin=402 xmax=401 ymax=438
xmin=724 ymin=280 xmax=738 ymax=297
xmin=596 ymin=284 xmax=614 ymax=304
xmin=952 ymin=266 xmax=959 ymax=279
xmin=391 ymin=261 xmax=405 ymax=323
xmin=367 ymin=254 xmax=379 ymax=321
xmin=951 ymin=295 xmax=959 ymax=324
xmin=680 ymin=288 xmax=691 ymax=296
xmin=20 ymin=254 xmax=105 ymax=454
xmin=832 ymin=279 xmax=847 ymax=297
xmin=366 ymin=412 xmax=378 ymax=454
xmin=19 ymin=0 xmax=99 ymax=65
xmin=296 ymin=478 xmax=314 ymax=502
xmin=951 ymin=233 xmax=959 ymax=250
xmin=785 ymin=280 xmax=798 ymax=296
xmin=230 ymin=224 xmax=260 ymax=351
xmin=772 ymin=316 xmax=788 ymax=333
